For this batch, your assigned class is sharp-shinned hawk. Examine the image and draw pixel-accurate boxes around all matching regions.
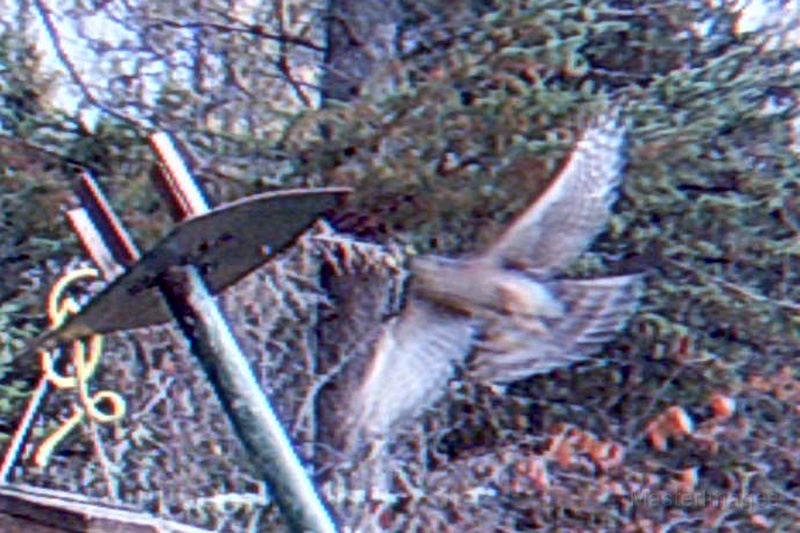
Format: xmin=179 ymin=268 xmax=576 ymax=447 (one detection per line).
xmin=338 ymin=111 xmax=642 ymax=454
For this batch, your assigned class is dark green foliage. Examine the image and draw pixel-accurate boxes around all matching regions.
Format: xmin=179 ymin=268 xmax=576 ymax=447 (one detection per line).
xmin=283 ymin=1 xmax=799 ymax=528
xmin=0 ymin=0 xmax=798 ymax=530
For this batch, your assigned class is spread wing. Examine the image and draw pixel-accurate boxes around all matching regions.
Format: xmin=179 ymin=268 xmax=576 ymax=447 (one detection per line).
xmin=343 ymin=298 xmax=476 ymax=448
xmin=468 ymin=274 xmax=642 ymax=385
xmin=483 ymin=112 xmax=626 ymax=276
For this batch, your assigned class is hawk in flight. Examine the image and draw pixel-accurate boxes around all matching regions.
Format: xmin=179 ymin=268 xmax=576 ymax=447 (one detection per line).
xmin=337 ymin=112 xmax=641 ymax=454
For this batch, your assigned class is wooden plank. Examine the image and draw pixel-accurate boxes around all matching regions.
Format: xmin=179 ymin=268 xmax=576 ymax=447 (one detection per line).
xmin=66 ymin=208 xmax=126 ymax=281
xmin=73 ymin=172 xmax=141 ymax=268
xmin=0 ymin=485 xmax=211 ymax=532
xmin=149 ymin=133 xmax=209 ymax=218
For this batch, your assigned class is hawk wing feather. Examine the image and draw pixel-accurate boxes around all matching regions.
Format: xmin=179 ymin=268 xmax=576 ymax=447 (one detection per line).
xmin=344 ymin=298 xmax=476 ymax=446
xmin=335 ymin=110 xmax=636 ymax=454
xmin=484 ymin=113 xmax=626 ymax=276
xmin=468 ymin=274 xmax=642 ymax=384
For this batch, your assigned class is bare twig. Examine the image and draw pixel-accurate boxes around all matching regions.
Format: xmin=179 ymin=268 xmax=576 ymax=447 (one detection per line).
xmin=31 ymin=0 xmax=148 ymax=130
xmin=276 ymin=0 xmax=313 ymax=107
xmin=0 ymin=133 xmax=94 ymax=171
xmin=145 ymin=16 xmax=324 ymax=52
xmin=86 ymin=417 xmax=120 ymax=502
xmin=667 ymin=258 xmax=800 ymax=313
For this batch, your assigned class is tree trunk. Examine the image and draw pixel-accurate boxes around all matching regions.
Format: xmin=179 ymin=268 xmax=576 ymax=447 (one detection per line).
xmin=321 ymin=0 xmax=402 ymax=103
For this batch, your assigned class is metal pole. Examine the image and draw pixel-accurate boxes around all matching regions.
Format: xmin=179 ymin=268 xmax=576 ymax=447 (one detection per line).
xmin=146 ymin=133 xmax=336 ymax=531
xmin=157 ymin=265 xmax=336 ymax=533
